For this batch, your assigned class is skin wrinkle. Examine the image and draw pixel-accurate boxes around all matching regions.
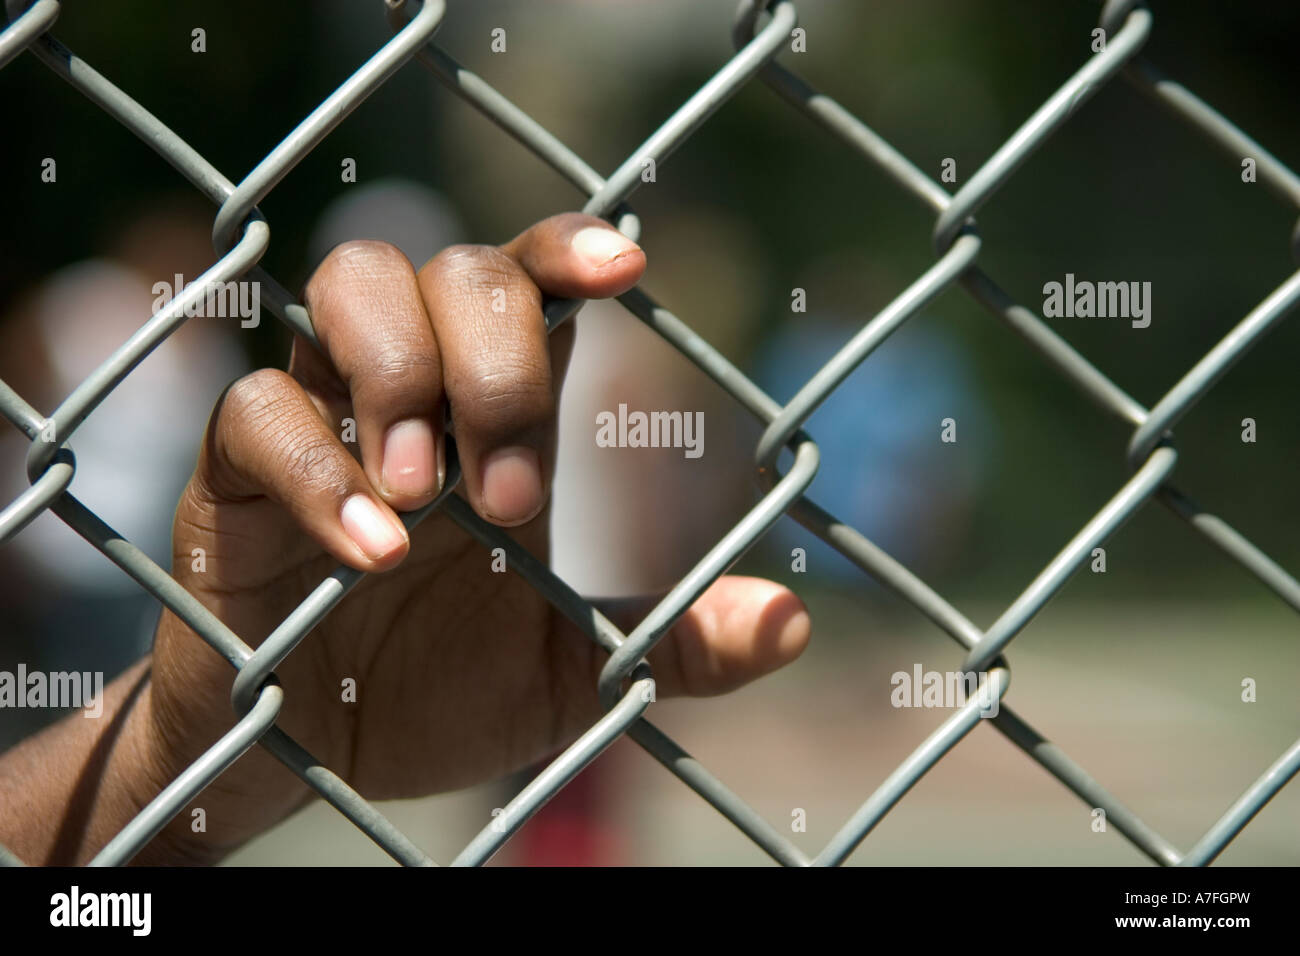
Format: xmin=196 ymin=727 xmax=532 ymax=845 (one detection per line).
xmin=306 ymin=241 xmax=416 ymax=312
xmin=214 ymin=374 xmax=336 ymax=499
xmin=179 ymin=512 xmax=323 ymax=595
xmin=348 ymin=345 xmax=442 ymax=388
xmin=224 ymin=371 xmax=295 ymax=433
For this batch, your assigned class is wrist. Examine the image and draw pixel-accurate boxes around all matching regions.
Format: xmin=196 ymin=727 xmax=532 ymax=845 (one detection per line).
xmin=121 ymin=674 xmax=227 ymax=866
xmin=140 ymin=636 xmax=322 ymax=863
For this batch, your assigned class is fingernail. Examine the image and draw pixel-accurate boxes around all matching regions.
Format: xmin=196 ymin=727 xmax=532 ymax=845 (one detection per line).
xmin=341 ymin=494 xmax=407 ymax=560
xmin=481 ymin=445 xmax=543 ymax=524
xmin=382 ymin=418 xmax=436 ymax=499
xmin=571 ymin=227 xmax=639 ymax=268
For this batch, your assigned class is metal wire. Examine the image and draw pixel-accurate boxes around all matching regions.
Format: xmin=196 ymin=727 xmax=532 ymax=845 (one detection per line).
xmin=0 ymin=0 xmax=1296 ymax=868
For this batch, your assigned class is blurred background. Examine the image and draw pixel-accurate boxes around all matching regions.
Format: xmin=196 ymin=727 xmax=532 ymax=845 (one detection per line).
xmin=0 ymin=0 xmax=1298 ymax=865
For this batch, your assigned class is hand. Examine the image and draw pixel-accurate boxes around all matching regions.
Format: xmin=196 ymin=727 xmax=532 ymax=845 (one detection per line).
xmin=2 ymin=214 xmax=812 ymax=865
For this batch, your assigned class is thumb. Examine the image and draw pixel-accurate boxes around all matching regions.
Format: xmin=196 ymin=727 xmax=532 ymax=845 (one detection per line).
xmin=583 ymin=576 xmax=812 ymax=699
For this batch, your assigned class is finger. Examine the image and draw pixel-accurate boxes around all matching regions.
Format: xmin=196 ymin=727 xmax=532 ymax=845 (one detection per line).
xmin=647 ymin=577 xmax=812 ymax=697
xmin=195 ymin=368 xmax=410 ymax=572
xmin=559 ymin=576 xmax=811 ymax=701
xmin=299 ymin=240 xmax=444 ymax=513
xmin=501 ymin=212 xmax=645 ymax=300
xmin=417 ymin=244 xmax=557 ymax=527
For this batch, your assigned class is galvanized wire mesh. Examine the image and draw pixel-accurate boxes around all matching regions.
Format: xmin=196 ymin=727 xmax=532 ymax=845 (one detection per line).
xmin=1 ymin=0 xmax=1298 ymax=867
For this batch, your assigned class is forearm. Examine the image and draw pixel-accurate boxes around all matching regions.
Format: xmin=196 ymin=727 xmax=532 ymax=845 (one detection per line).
xmin=0 ymin=657 xmax=191 ymax=865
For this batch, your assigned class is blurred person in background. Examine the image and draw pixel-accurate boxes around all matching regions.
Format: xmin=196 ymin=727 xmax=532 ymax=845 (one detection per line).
xmin=751 ymin=254 xmax=990 ymax=583
xmin=0 ymin=197 xmax=247 ymax=749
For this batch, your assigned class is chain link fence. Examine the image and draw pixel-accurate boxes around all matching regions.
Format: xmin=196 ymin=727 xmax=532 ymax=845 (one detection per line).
xmin=0 ymin=0 xmax=1297 ymax=867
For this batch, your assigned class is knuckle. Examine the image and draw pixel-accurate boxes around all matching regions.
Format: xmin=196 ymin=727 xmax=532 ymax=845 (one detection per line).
xmin=455 ymin=358 xmax=553 ymax=433
xmin=427 ymin=244 xmax=534 ymax=299
xmin=324 ymin=239 xmax=408 ymax=275
xmin=279 ymin=430 xmax=349 ymax=495
xmin=304 ymin=239 xmax=411 ymax=309
xmin=427 ymin=243 xmax=496 ymax=274
xmin=219 ymin=369 xmax=295 ymax=431
xmin=351 ymin=344 xmax=441 ymax=403
xmin=207 ymin=370 xmax=353 ymax=498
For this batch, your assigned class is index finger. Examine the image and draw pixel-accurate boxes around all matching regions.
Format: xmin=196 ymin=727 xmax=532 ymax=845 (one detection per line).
xmin=499 ymin=212 xmax=646 ymax=300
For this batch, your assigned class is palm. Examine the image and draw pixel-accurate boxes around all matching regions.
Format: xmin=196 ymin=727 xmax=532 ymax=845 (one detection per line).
xmin=159 ymin=485 xmax=584 ymax=830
